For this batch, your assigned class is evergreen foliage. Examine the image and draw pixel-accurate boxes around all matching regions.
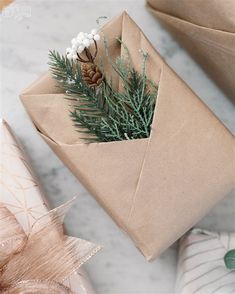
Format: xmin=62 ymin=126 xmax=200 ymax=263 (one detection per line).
xmin=48 ymin=43 xmax=158 ymax=143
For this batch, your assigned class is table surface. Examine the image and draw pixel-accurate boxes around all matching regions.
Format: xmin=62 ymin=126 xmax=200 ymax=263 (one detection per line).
xmin=1 ymin=1 xmax=234 ymax=293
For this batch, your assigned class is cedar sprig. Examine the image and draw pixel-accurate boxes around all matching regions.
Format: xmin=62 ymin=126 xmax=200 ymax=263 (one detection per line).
xmin=48 ymin=41 xmax=158 ymax=143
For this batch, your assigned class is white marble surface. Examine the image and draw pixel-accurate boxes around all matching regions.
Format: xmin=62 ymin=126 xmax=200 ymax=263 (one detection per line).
xmin=0 ymin=1 xmax=234 ymax=293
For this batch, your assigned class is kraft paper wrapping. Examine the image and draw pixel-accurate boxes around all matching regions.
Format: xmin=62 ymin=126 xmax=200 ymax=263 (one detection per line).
xmin=146 ymin=0 xmax=235 ymax=101
xmin=0 ymin=119 xmax=96 ymax=294
xmin=175 ymin=229 xmax=235 ymax=294
xmin=20 ymin=12 xmax=235 ymax=261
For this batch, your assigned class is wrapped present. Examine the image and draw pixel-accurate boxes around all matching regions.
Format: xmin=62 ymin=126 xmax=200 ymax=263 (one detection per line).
xmin=175 ymin=228 xmax=235 ymax=294
xmin=20 ymin=12 xmax=234 ymax=261
xmin=0 ymin=119 xmax=100 ymax=293
xmin=146 ymin=0 xmax=235 ymax=101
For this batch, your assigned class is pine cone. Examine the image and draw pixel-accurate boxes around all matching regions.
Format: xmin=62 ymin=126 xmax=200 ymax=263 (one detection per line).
xmin=81 ymin=63 xmax=104 ymax=87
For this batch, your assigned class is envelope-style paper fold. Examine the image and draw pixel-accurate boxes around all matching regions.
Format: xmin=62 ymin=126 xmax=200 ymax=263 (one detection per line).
xmin=175 ymin=229 xmax=235 ymax=294
xmin=146 ymin=0 xmax=235 ymax=101
xmin=21 ymin=12 xmax=235 ymax=260
xmin=0 ymin=120 xmax=98 ymax=293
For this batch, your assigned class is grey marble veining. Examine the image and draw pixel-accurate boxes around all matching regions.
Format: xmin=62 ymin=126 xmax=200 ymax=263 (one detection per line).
xmin=0 ymin=1 xmax=234 ymax=293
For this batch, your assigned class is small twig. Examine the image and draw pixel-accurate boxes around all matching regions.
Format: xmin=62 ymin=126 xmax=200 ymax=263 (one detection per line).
xmin=76 ymin=52 xmax=89 ymax=63
xmin=85 ymin=48 xmax=94 ymax=63
xmin=93 ymin=40 xmax=98 ymax=60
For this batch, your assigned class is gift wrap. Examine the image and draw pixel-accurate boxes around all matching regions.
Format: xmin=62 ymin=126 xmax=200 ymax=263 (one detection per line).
xmin=146 ymin=0 xmax=235 ymax=101
xmin=20 ymin=12 xmax=235 ymax=260
xmin=0 ymin=119 xmax=97 ymax=294
xmin=175 ymin=229 xmax=235 ymax=294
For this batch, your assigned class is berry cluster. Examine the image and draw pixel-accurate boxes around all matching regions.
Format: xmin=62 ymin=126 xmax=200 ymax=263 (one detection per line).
xmin=66 ymin=29 xmax=100 ymax=61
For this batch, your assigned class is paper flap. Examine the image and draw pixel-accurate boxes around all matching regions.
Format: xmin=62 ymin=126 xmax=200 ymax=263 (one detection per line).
xmin=147 ymin=4 xmax=235 ymax=100
xmin=46 ymin=137 xmax=149 ymax=223
xmin=120 ymin=11 xmax=163 ymax=81
xmin=147 ymin=8 xmax=235 ymax=54
xmin=147 ymin=0 xmax=235 ymax=33
xmin=21 ymin=93 xmax=80 ymax=144
xmin=125 ymin=62 xmax=234 ymax=259
xmin=21 ymin=72 xmax=63 ymax=96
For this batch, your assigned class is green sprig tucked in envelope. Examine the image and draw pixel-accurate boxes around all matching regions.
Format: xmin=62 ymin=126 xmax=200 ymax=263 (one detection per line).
xmin=48 ymin=29 xmax=158 ymax=143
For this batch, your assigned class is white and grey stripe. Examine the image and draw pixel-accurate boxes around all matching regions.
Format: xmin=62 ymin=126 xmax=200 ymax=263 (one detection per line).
xmin=175 ymin=229 xmax=235 ymax=294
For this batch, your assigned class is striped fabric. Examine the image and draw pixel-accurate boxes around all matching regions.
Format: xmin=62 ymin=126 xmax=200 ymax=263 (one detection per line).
xmin=175 ymin=229 xmax=235 ymax=294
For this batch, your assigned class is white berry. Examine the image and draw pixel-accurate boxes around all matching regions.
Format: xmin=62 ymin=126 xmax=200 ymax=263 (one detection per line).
xmin=66 ymin=47 xmax=72 ymax=54
xmin=91 ymin=28 xmax=97 ymax=35
xmin=72 ymin=54 xmax=78 ymax=61
xmin=77 ymin=32 xmax=85 ymax=42
xmin=82 ymin=39 xmax=90 ymax=47
xmin=67 ymin=29 xmax=100 ymax=58
xmin=72 ymin=43 xmax=78 ymax=50
xmin=93 ymin=34 xmax=100 ymax=41
xmin=71 ymin=38 xmax=77 ymax=45
xmin=77 ymin=45 xmax=85 ymax=53
xmin=67 ymin=53 xmax=73 ymax=60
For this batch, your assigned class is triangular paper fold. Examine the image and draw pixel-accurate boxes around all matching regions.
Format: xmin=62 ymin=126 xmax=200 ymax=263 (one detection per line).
xmin=21 ymin=12 xmax=235 ymax=260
